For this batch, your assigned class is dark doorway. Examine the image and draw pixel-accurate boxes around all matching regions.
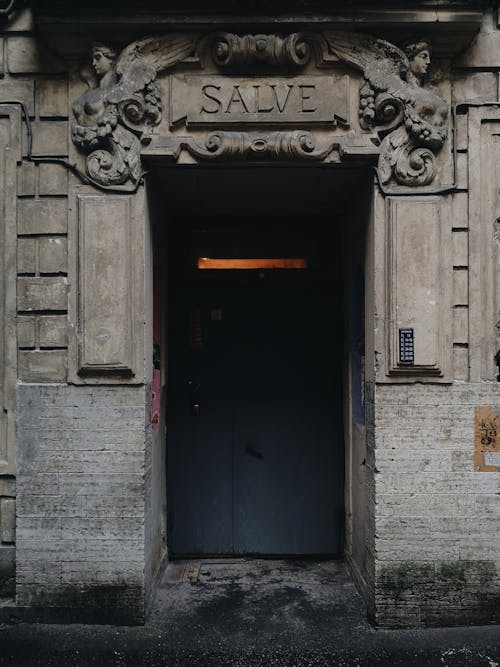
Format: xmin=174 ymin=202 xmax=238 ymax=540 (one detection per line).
xmin=166 ymin=209 xmax=345 ymax=557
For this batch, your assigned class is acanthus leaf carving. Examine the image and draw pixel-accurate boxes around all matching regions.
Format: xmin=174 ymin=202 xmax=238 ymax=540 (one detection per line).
xmin=378 ymin=125 xmax=436 ymax=186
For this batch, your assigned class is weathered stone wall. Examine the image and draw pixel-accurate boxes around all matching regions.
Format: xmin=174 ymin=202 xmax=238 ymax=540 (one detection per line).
xmin=0 ymin=7 xmax=152 ymax=621
xmin=9 ymin=14 xmax=70 ymax=380
xmin=143 ymin=190 xmax=167 ymax=610
xmin=372 ymin=383 xmax=500 ymax=627
xmin=0 ymin=7 xmax=69 ymax=598
xmin=343 ymin=181 xmax=373 ymax=602
xmin=451 ymin=8 xmax=500 ymax=383
xmin=366 ymin=9 xmax=500 ymax=627
xmin=16 ymin=384 xmax=147 ymax=622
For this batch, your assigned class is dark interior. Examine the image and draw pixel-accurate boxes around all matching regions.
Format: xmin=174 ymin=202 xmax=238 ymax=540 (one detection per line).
xmin=149 ymin=166 xmax=371 ymax=557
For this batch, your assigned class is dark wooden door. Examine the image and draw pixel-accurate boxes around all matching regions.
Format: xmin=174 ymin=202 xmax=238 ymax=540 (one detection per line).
xmin=167 ymin=275 xmax=344 ymax=556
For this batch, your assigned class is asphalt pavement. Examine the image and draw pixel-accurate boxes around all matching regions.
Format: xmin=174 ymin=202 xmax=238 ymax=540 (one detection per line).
xmin=1 ymin=559 xmax=500 ymax=666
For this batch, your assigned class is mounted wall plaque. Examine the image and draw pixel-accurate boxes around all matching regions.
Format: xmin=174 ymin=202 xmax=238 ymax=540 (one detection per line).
xmin=170 ymin=75 xmax=349 ymax=126
xmin=398 ymin=328 xmax=415 ymax=365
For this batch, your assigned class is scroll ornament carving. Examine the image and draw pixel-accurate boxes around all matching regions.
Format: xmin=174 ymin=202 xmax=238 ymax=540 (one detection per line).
xmin=71 ymin=32 xmax=449 ymax=188
xmin=72 ymin=35 xmax=198 ymax=186
xmin=211 ymin=32 xmax=313 ymax=67
xmin=323 ymin=32 xmax=448 ymax=186
xmin=180 ymin=130 xmax=338 ymax=161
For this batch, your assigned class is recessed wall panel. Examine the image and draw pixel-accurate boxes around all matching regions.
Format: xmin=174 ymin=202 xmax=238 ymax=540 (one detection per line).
xmin=387 ymin=197 xmax=445 ymax=376
xmin=77 ymin=195 xmax=134 ymax=375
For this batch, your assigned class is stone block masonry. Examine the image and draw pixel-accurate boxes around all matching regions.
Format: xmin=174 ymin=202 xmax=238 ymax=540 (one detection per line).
xmin=7 ymin=22 xmax=71 ymax=388
xmin=16 ymin=384 xmax=147 ymax=623
xmin=0 ymin=477 xmax=15 ymax=596
xmin=372 ymin=382 xmax=500 ymax=628
xmin=0 ymin=10 xmax=69 ymax=600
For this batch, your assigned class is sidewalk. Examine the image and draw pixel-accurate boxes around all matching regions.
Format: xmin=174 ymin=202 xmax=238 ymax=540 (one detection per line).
xmin=1 ymin=559 xmax=500 ymax=666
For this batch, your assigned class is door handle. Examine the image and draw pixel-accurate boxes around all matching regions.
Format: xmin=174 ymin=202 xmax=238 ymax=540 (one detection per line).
xmin=245 ymin=445 xmax=263 ymax=460
xmin=188 ymin=379 xmax=201 ymax=416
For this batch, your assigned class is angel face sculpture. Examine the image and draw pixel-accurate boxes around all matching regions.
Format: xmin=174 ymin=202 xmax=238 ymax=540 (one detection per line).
xmin=71 ymin=35 xmax=197 ymax=186
xmin=72 ymin=44 xmax=118 ymax=136
xmin=402 ymin=40 xmax=448 ymax=153
xmin=91 ymin=44 xmax=117 ymax=82
xmin=406 ymin=40 xmax=431 ymax=82
xmin=324 ymin=32 xmax=449 ymax=186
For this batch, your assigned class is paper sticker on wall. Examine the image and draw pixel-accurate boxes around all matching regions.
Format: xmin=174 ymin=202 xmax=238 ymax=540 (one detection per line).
xmin=474 ymin=406 xmax=500 ymax=471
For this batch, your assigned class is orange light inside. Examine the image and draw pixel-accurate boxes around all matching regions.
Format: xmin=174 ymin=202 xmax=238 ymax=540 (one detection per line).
xmin=197 ymin=258 xmax=308 ymax=270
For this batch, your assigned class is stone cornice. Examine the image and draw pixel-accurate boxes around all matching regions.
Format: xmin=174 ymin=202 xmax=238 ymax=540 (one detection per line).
xmin=35 ymin=5 xmax=483 ymax=61
xmin=34 ymin=1 xmax=485 ymax=24
xmin=33 ymin=0 xmax=487 ymax=11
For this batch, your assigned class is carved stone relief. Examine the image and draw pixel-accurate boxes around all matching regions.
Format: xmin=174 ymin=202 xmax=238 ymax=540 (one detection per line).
xmin=71 ymin=31 xmax=449 ymax=188
xmin=323 ymin=33 xmax=448 ymax=186
xmin=209 ymin=32 xmax=314 ymax=67
xmin=170 ymin=75 xmax=348 ymax=126
xmin=174 ymin=130 xmax=340 ymax=161
xmin=72 ymin=35 xmax=197 ymax=185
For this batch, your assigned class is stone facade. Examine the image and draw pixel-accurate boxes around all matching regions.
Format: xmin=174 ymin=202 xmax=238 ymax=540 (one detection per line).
xmin=16 ymin=384 xmax=147 ymax=623
xmin=373 ymin=383 xmax=500 ymax=627
xmin=0 ymin=2 xmax=499 ymax=627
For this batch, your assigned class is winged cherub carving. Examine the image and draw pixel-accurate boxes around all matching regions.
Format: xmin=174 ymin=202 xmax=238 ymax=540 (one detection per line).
xmin=323 ymin=32 xmax=448 ymax=186
xmin=72 ymin=35 xmax=197 ymax=186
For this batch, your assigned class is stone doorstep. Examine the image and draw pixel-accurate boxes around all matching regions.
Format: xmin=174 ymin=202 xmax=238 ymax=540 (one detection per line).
xmin=160 ymin=557 xmax=353 ymax=588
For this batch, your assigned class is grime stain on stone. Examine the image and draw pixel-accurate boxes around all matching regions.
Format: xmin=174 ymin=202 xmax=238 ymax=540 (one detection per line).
xmin=26 ymin=583 xmax=143 ymax=610
xmin=377 ymin=561 xmax=500 ymax=628
xmin=378 ymin=562 xmax=434 ymax=600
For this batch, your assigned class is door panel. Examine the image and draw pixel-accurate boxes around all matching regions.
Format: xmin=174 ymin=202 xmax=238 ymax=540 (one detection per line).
xmin=167 ymin=278 xmax=344 ymax=556
xmin=233 ymin=285 xmax=343 ymax=554
xmin=167 ymin=288 xmax=234 ymax=554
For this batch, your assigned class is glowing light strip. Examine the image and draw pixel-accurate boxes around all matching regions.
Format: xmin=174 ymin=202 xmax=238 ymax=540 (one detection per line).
xmin=197 ymin=258 xmax=308 ymax=270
